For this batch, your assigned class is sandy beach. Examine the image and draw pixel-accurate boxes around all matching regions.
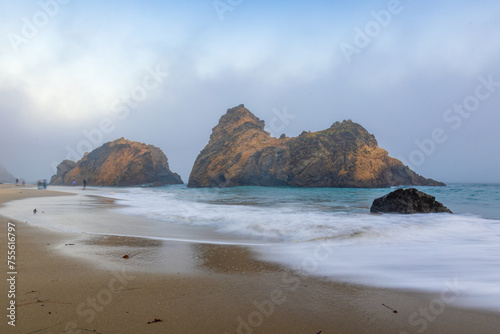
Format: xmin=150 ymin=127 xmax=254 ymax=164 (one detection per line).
xmin=1 ymin=184 xmax=499 ymax=333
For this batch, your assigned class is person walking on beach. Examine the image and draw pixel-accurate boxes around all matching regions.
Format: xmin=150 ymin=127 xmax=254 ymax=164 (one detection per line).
xmin=83 ymin=179 xmax=87 ymax=190
xmin=72 ymin=179 xmax=76 ymax=187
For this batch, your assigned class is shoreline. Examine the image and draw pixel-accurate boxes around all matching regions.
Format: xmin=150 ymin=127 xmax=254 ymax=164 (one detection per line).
xmin=1 ymin=185 xmax=500 ymax=333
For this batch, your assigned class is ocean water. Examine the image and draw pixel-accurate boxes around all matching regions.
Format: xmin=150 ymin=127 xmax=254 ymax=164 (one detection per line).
xmin=3 ymin=183 xmax=500 ymax=311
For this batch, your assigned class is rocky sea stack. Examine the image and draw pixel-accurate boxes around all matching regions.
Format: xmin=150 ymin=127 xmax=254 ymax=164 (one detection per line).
xmin=370 ymin=188 xmax=452 ymax=214
xmin=188 ymin=105 xmax=445 ymax=188
xmin=50 ymin=138 xmax=183 ymax=186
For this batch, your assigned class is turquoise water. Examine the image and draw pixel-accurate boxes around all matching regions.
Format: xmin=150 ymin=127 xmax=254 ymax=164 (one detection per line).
xmin=420 ymin=183 xmax=500 ymax=219
xmin=173 ymin=183 xmax=500 ymax=218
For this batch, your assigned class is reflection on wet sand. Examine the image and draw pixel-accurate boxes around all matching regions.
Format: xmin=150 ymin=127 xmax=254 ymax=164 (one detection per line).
xmin=85 ymin=234 xmax=164 ymax=248
xmin=192 ymin=243 xmax=283 ymax=274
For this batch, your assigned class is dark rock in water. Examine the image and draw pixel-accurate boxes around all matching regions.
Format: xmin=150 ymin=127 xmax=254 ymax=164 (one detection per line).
xmin=188 ymin=104 xmax=446 ymax=188
xmin=50 ymin=138 xmax=183 ymax=186
xmin=370 ymin=188 xmax=452 ymax=214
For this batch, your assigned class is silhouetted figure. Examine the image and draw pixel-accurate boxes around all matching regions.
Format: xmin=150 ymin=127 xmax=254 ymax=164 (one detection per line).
xmin=83 ymin=179 xmax=87 ymax=190
xmin=33 ymin=209 xmax=37 ymax=214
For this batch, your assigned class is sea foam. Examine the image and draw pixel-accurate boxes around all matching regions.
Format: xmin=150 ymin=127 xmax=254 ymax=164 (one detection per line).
xmin=3 ymin=184 xmax=500 ymax=311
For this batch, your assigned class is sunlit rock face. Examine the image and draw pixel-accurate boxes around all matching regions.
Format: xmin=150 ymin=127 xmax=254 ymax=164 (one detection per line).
xmin=188 ymin=105 xmax=445 ymax=188
xmin=50 ymin=138 xmax=183 ymax=186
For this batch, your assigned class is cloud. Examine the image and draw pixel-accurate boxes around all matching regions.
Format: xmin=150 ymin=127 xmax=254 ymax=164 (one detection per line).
xmin=1 ymin=0 xmax=499 ymax=183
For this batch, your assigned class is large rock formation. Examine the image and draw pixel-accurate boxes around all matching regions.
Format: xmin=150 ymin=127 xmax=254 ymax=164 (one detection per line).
xmin=50 ymin=138 xmax=183 ymax=186
xmin=370 ymin=188 xmax=452 ymax=214
xmin=188 ymin=105 xmax=445 ymax=188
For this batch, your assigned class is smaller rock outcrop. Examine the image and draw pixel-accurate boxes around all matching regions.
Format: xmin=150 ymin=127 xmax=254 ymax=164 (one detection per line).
xmin=370 ymin=188 xmax=452 ymax=214
xmin=50 ymin=138 xmax=183 ymax=187
xmin=50 ymin=160 xmax=76 ymax=185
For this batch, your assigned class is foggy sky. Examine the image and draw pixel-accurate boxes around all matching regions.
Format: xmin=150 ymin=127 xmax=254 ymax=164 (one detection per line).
xmin=1 ymin=0 xmax=499 ymax=184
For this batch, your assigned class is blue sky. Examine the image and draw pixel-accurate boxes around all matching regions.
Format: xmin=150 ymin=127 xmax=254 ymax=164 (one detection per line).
xmin=1 ymin=0 xmax=500 ymax=183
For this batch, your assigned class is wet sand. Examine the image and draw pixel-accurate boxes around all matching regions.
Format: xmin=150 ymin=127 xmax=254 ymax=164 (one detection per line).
xmin=1 ymin=184 xmax=499 ymax=333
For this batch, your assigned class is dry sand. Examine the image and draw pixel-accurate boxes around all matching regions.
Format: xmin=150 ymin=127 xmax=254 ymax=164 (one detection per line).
xmin=0 ymin=184 xmax=499 ymax=333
